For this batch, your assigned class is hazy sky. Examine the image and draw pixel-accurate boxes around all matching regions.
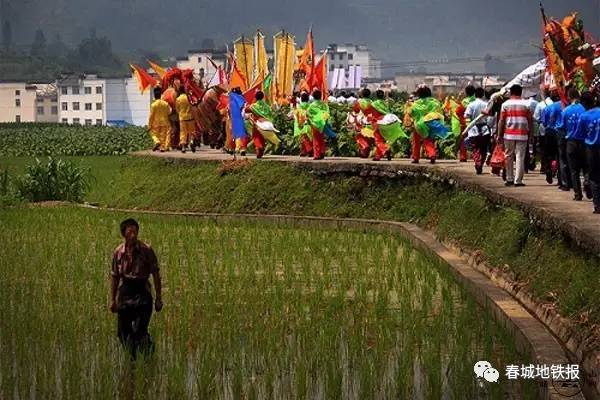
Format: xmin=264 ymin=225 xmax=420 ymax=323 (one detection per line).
xmin=2 ymin=0 xmax=599 ymax=62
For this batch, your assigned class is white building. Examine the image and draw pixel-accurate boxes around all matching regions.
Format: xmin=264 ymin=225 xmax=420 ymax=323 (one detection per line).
xmin=0 ymin=82 xmax=37 ymax=123
xmin=57 ymin=74 xmax=151 ymax=126
xmin=57 ymin=75 xmax=105 ymax=126
xmin=326 ymin=43 xmax=382 ymax=81
xmin=176 ymin=49 xmax=228 ymax=82
xmin=105 ymin=77 xmax=152 ymax=126
xmin=0 ymin=81 xmax=60 ymax=123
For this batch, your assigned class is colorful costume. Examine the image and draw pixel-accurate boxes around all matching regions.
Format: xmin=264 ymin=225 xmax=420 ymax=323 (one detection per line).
xmin=409 ymin=97 xmax=449 ymax=162
xmin=161 ymin=87 xmax=179 ymax=149
xmin=229 ymin=92 xmax=249 ymax=154
xmin=307 ymin=100 xmax=331 ymax=159
xmin=348 ymin=102 xmax=373 ymax=158
xmin=247 ymin=100 xmax=280 ymax=158
xmin=176 ymin=93 xmax=196 ymax=150
xmin=294 ymin=102 xmax=312 ymax=156
xmin=370 ymin=99 xmax=407 ymax=160
xmin=443 ymin=96 xmax=462 ymax=138
xmin=148 ymin=98 xmax=172 ymax=151
xmin=353 ymin=99 xmax=375 ymax=158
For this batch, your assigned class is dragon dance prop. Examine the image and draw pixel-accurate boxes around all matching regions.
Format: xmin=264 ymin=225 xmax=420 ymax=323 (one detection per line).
xmin=158 ymin=67 xmax=204 ymax=105
xmin=540 ymin=4 xmax=599 ymax=97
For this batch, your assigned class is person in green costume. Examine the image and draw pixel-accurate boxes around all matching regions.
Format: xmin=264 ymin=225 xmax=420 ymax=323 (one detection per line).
xmin=307 ymin=90 xmax=331 ymax=160
xmin=246 ymin=91 xmax=279 ymax=159
xmin=294 ymin=92 xmax=313 ymax=157
xmin=369 ymin=90 xmax=408 ymax=161
xmin=408 ymin=85 xmax=449 ymax=164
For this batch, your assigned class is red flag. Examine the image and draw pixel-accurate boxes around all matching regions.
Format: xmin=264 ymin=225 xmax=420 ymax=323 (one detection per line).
xmin=243 ymin=75 xmax=266 ymax=105
xmin=130 ymin=64 xmax=157 ymax=93
xmin=310 ymin=52 xmax=328 ymax=95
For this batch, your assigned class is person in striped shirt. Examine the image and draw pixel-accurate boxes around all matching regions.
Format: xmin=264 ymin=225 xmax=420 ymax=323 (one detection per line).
xmin=497 ymin=85 xmax=533 ymax=187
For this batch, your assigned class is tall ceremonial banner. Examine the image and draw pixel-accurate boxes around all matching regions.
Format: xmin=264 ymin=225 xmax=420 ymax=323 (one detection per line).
xmin=254 ymin=31 xmax=269 ymax=84
xmin=234 ymin=36 xmax=255 ymax=88
xmin=273 ymin=31 xmax=296 ymax=104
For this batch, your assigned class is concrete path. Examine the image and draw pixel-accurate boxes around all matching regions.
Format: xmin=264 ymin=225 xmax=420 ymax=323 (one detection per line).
xmin=133 ymin=148 xmax=600 ymax=256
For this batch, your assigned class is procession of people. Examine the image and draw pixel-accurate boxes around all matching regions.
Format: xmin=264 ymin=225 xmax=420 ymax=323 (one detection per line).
xmin=140 ymin=10 xmax=600 ymax=217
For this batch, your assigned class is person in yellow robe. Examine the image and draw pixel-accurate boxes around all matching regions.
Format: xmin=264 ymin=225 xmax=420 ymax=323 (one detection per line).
xmin=148 ymin=87 xmax=171 ymax=152
xmin=162 ymin=78 xmax=180 ymax=149
xmin=175 ymin=87 xmax=197 ymax=153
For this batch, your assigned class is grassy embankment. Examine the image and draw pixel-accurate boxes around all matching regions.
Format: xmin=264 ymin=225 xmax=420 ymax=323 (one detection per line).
xmin=2 ymin=154 xmax=599 ymax=337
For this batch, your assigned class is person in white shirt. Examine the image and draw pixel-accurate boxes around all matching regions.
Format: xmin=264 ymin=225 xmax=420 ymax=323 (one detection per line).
xmin=328 ymin=94 xmax=338 ymax=103
xmin=336 ymin=91 xmax=347 ymax=104
xmin=464 ymin=87 xmax=490 ymax=174
xmin=346 ymin=93 xmax=357 ymax=104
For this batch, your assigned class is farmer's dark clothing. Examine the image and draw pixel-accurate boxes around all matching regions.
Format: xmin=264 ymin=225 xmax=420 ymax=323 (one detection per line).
xmin=111 ymin=241 xmax=158 ymax=356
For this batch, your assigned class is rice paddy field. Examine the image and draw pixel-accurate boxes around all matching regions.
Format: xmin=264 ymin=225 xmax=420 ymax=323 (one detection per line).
xmin=0 ymin=206 xmax=536 ymax=399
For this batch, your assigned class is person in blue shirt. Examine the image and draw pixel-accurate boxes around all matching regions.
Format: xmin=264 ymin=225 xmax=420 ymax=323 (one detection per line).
xmin=541 ymin=91 xmax=568 ymax=188
xmin=577 ymin=91 xmax=600 ymax=213
xmin=562 ymin=87 xmax=591 ymax=201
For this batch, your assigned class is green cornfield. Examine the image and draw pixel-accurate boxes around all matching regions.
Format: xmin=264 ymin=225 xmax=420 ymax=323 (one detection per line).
xmin=0 ymin=123 xmax=151 ymax=156
xmin=0 ymin=206 xmax=535 ymax=399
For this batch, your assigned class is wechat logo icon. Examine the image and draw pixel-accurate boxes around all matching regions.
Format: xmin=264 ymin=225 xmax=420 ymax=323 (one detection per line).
xmin=474 ymin=361 xmax=499 ymax=383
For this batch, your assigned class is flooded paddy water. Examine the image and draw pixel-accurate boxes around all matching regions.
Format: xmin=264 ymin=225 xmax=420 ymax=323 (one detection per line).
xmin=0 ymin=207 xmax=537 ymax=399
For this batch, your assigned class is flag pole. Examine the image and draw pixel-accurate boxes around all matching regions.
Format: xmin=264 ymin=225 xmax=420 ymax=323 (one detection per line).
xmin=282 ymin=30 xmax=289 ymax=103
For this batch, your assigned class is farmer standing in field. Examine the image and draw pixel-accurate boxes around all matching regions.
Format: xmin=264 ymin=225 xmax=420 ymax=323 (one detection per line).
xmin=110 ymin=219 xmax=163 ymax=357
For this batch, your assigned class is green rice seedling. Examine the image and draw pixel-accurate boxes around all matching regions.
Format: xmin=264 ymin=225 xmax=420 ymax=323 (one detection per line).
xmin=0 ymin=206 xmax=536 ymax=399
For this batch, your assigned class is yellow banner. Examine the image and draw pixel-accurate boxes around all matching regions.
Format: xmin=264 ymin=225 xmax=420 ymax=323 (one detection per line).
xmin=254 ymin=31 xmax=269 ymax=84
xmin=273 ymin=31 xmax=295 ymax=104
xmin=234 ymin=37 xmax=255 ymax=87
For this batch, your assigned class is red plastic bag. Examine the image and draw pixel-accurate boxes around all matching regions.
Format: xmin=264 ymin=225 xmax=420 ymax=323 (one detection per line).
xmin=490 ymin=144 xmax=505 ymax=174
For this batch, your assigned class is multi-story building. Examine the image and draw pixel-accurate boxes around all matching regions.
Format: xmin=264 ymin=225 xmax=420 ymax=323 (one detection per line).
xmin=57 ymin=74 xmax=105 ymax=125
xmin=57 ymin=74 xmax=151 ymax=126
xmin=325 ymin=43 xmax=382 ymax=81
xmin=34 ymin=83 xmax=59 ymax=123
xmin=0 ymin=82 xmax=37 ymax=123
xmin=176 ymin=49 xmax=228 ymax=81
